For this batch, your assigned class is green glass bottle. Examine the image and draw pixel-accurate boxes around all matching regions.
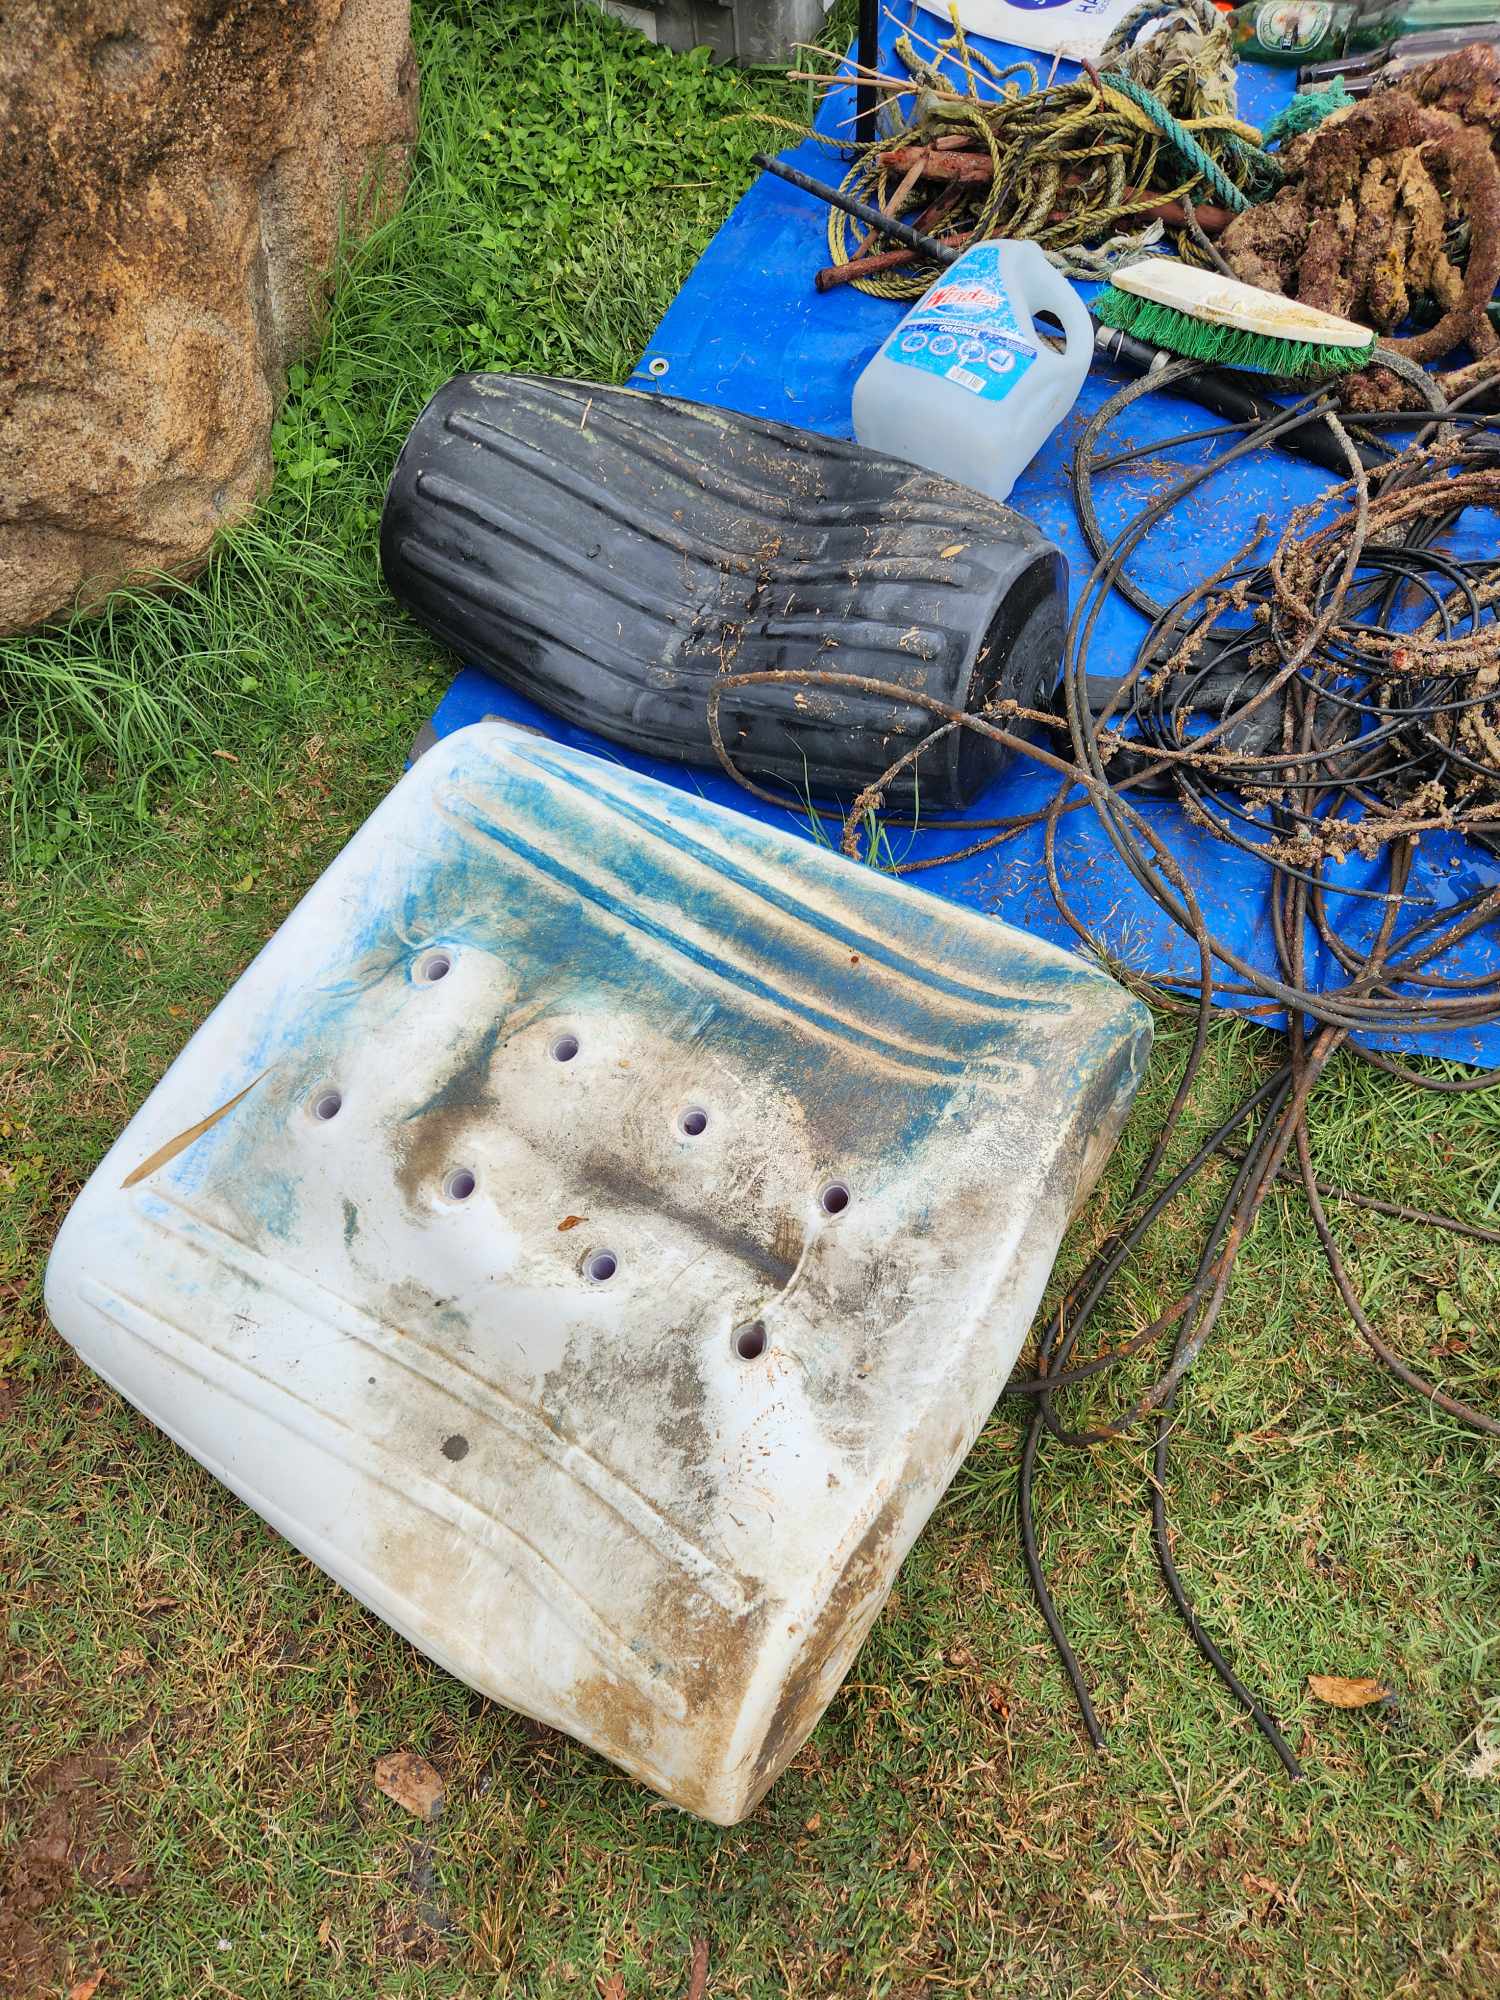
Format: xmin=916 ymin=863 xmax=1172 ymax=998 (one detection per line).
xmin=1229 ymin=0 xmax=1500 ymax=65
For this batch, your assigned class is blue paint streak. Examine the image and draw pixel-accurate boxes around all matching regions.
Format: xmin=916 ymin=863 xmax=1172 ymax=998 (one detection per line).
xmin=161 ymin=727 xmax=1138 ymax=1208
xmin=439 ymin=787 xmax=978 ymax=1080
xmin=499 ymin=737 xmax=1083 ymax=1012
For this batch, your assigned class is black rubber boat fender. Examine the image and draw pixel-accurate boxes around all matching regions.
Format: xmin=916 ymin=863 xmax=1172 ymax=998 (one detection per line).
xmin=381 ymin=374 xmax=1067 ymax=810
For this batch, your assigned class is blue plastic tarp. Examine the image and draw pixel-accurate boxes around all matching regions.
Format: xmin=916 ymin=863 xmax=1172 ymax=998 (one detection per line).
xmin=427 ymin=6 xmax=1500 ymax=1063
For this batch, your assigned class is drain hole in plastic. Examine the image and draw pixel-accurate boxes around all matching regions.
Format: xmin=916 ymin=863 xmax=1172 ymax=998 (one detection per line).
xmin=735 ymin=1320 xmax=768 ymax=1360
xmin=551 ymin=1033 xmax=580 ymax=1063
xmin=586 ymin=1249 xmax=618 ymax=1283
xmin=418 ymin=951 xmax=452 ymax=983
xmin=819 ymin=1181 xmax=851 ymax=1216
xmin=444 ymin=1167 xmax=477 ymax=1202
xmin=679 ymin=1107 xmax=709 ymax=1138
xmin=312 ymin=1090 xmax=342 ymax=1121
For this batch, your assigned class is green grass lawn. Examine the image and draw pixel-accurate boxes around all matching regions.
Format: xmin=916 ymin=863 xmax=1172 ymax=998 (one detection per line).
xmin=2 ymin=4 xmax=1497 ymax=1995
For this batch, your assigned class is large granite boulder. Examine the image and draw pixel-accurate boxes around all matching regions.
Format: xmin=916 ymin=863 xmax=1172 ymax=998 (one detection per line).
xmin=1 ymin=0 xmax=419 ymax=632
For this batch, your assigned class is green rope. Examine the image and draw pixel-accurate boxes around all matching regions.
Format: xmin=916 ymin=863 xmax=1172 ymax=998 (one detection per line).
xmin=1100 ymin=71 xmax=1262 ymax=213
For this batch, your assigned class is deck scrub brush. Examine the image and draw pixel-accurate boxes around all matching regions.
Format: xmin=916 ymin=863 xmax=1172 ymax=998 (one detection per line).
xmin=1093 ymin=259 xmax=1377 ymax=377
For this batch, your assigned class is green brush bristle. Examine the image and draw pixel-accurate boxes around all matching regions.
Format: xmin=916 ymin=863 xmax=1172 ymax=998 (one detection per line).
xmin=1094 ymin=285 xmax=1374 ymax=379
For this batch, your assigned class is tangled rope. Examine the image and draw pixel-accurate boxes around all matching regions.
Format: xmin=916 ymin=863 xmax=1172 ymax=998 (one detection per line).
xmin=704 ymin=379 xmax=1500 ymax=1768
xmin=798 ymin=1 xmax=1279 ymax=298
xmin=1098 ymin=69 xmax=1255 ymax=214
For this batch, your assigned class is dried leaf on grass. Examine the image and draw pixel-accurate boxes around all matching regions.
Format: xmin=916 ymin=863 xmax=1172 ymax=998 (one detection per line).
xmin=1308 ymin=1674 xmax=1388 ymax=1708
xmin=68 ymin=1976 xmax=105 ymax=2000
xmin=373 ymin=1750 xmax=445 ymax=1822
xmin=1242 ymin=1871 xmax=1289 ymax=1906
xmin=598 ymin=1976 xmax=626 ymax=2000
xmin=684 ymin=1937 xmax=710 ymax=2000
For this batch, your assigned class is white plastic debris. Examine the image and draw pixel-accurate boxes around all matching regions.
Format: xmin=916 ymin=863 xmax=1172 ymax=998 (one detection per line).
xmin=47 ymin=721 xmax=1149 ymax=1821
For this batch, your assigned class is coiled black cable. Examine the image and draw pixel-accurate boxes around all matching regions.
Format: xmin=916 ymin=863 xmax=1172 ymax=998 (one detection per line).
xmin=706 ymin=374 xmax=1500 ymax=1767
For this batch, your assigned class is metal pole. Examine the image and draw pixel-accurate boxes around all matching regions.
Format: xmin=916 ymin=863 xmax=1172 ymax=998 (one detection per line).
xmin=752 ymin=154 xmax=959 ymax=264
xmin=855 ymin=0 xmax=880 ymax=146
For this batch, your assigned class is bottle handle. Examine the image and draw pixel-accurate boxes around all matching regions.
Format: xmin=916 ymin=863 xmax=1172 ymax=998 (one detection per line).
xmin=1037 ymin=271 xmax=1093 ymax=366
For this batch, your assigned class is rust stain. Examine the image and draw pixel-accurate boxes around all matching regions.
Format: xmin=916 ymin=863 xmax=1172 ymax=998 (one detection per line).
xmin=748 ymin=1490 xmax=904 ymax=1799
xmin=769 ymin=1211 xmax=803 ymax=1276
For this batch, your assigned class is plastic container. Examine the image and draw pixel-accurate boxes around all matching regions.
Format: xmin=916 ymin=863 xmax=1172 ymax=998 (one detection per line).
xmin=852 ymin=240 xmax=1093 ymax=504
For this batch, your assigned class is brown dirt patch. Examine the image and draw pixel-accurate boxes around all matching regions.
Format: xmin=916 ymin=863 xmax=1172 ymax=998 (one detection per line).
xmin=0 ymin=1744 xmax=150 ymax=1998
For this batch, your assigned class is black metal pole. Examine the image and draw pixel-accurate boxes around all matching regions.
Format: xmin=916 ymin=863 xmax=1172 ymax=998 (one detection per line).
xmin=752 ymin=154 xmax=960 ymax=264
xmin=855 ymin=0 xmax=880 ymax=145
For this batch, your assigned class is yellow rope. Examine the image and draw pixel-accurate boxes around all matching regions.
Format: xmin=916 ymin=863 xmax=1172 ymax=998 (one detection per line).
xmin=808 ymin=19 xmax=1272 ymax=298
